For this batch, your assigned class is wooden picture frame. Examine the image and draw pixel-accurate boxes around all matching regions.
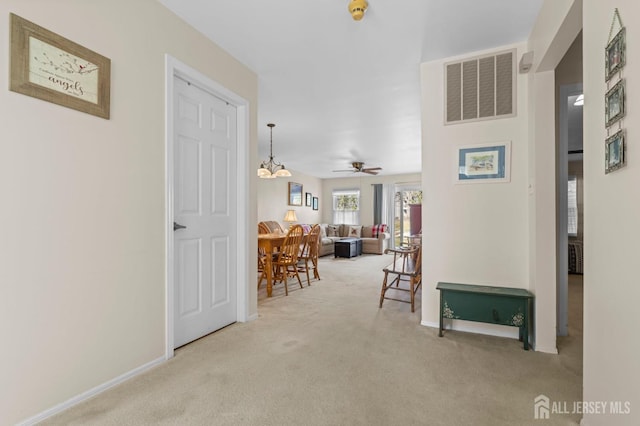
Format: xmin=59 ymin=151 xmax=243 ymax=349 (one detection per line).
xmin=288 ymin=182 xmax=303 ymax=206
xmin=305 ymin=192 xmax=312 ymax=207
xmin=10 ymin=13 xmax=111 ymax=119
xmin=605 ymin=130 xmax=625 ymax=174
xmin=605 ymin=79 xmax=625 ymax=128
xmin=605 ymin=27 xmax=625 ymax=81
xmin=455 ymin=141 xmax=511 ymax=184
xmin=312 ymin=197 xmax=319 ymax=211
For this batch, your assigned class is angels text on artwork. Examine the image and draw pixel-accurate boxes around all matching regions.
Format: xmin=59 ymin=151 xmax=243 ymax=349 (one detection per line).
xmin=29 ymin=36 xmax=99 ymax=104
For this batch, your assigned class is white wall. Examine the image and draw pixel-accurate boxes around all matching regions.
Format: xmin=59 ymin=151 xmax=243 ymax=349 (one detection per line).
xmin=526 ymin=0 xmax=583 ymax=354
xmin=583 ymin=1 xmax=640 ymax=424
xmin=420 ymin=42 xmax=531 ymax=339
xmin=322 ymin=173 xmax=421 ymax=225
xmin=257 ymin=169 xmax=323 ymax=227
xmin=0 ymin=1 xmax=258 ymax=424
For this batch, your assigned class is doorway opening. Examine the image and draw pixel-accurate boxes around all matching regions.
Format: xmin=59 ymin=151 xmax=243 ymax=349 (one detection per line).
xmin=556 ymin=32 xmax=583 ymax=347
xmin=393 ymin=184 xmax=422 ymax=247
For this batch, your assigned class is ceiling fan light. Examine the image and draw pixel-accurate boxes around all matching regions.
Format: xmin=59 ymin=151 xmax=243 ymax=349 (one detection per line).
xmin=348 ymin=0 xmax=368 ymax=21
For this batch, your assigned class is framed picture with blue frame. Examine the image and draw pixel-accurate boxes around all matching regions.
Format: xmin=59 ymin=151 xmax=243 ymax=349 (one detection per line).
xmin=455 ymin=141 xmax=511 ymax=184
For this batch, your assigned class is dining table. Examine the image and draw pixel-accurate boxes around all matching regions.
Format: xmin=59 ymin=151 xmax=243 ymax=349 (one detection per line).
xmin=258 ymin=231 xmax=306 ymax=297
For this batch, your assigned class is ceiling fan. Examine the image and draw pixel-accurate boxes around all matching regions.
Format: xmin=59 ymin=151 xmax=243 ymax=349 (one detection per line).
xmin=333 ymin=161 xmax=382 ymax=175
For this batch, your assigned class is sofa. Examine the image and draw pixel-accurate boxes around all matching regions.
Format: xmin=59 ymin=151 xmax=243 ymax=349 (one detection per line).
xmin=318 ymin=224 xmax=390 ymax=256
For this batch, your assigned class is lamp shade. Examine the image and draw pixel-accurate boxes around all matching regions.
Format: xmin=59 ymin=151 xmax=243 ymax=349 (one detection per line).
xmin=283 ymin=209 xmax=298 ymax=223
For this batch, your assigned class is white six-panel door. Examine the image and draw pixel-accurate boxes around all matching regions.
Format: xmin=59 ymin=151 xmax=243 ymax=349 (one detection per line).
xmin=173 ymin=76 xmax=237 ymax=348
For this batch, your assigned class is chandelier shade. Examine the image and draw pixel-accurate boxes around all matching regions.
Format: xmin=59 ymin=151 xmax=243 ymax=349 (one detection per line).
xmin=257 ymin=123 xmax=291 ymax=179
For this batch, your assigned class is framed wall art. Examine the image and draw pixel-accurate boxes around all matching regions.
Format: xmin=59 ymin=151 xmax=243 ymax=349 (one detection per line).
xmin=288 ymin=182 xmax=303 ymax=206
xmin=605 ymin=130 xmax=625 ymax=174
xmin=305 ymin=192 xmax=312 ymax=207
xmin=605 ymin=27 xmax=625 ymax=81
xmin=455 ymin=141 xmax=511 ymax=184
xmin=605 ymin=79 xmax=625 ymax=127
xmin=10 ymin=13 xmax=111 ymax=119
xmin=312 ymin=197 xmax=319 ymax=211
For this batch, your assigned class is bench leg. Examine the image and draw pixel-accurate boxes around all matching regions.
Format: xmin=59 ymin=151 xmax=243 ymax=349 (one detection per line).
xmin=438 ymin=291 xmax=444 ymax=337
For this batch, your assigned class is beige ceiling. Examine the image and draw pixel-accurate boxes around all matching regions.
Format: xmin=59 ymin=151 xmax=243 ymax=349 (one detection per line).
xmin=159 ymin=0 xmax=543 ymax=178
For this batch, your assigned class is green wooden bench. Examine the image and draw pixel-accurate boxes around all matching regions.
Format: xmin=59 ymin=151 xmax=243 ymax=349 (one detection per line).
xmin=436 ymin=282 xmax=534 ymax=350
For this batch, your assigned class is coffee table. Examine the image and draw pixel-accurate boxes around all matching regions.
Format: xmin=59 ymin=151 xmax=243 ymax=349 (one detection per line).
xmin=334 ymin=238 xmax=363 ymax=258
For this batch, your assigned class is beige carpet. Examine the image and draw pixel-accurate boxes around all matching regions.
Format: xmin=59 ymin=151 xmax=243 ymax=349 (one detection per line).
xmin=43 ymin=255 xmax=583 ymax=425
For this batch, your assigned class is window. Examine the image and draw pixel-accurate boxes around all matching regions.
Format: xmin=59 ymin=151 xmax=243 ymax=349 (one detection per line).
xmin=568 ymin=176 xmax=578 ymax=236
xmin=333 ymin=189 xmax=360 ymax=225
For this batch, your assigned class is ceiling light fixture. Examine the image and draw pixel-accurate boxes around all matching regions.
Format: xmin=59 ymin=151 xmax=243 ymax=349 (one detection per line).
xmin=257 ymin=123 xmax=291 ymax=179
xmin=348 ymin=0 xmax=368 ymax=21
xmin=574 ymin=94 xmax=584 ymax=106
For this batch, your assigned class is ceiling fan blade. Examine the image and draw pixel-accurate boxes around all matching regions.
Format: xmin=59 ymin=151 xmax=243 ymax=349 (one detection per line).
xmin=333 ymin=162 xmax=382 ymax=174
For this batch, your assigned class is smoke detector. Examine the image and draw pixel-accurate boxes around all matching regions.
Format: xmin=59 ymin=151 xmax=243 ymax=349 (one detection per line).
xmin=348 ymin=0 xmax=368 ymax=21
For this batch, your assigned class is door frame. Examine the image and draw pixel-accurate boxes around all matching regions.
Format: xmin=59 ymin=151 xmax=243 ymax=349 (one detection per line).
xmin=164 ymin=55 xmax=250 ymax=359
xmin=557 ymin=82 xmax=582 ymax=337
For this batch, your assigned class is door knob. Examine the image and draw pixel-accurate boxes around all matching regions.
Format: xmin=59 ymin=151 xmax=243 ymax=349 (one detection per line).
xmin=173 ymin=222 xmax=187 ymax=231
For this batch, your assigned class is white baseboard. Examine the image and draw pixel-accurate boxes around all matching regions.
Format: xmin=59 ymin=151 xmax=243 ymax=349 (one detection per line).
xmin=533 ymin=345 xmax=558 ymax=354
xmin=421 ymin=318 xmax=545 ymax=353
xmin=18 ymin=356 xmax=165 ymax=426
xmin=421 ymin=320 xmax=440 ymax=329
xmin=422 ymin=321 xmax=561 ymax=353
xmin=422 ymin=319 xmax=520 ymax=339
xmin=245 ymin=313 xmax=259 ymax=322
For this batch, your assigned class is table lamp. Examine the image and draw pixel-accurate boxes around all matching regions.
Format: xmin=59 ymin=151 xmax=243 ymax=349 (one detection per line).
xmin=283 ymin=209 xmax=298 ymax=229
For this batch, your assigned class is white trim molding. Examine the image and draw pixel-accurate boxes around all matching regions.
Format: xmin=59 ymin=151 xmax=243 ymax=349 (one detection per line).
xmin=164 ymin=54 xmax=252 ymax=360
xmin=18 ymin=357 xmax=165 ymax=426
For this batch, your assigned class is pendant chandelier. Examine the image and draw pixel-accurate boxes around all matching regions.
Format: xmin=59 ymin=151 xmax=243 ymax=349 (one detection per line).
xmin=257 ymin=123 xmax=291 ymax=179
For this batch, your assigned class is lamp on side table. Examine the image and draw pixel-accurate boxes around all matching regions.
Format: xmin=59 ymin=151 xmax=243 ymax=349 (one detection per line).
xmin=283 ymin=210 xmax=298 ymax=229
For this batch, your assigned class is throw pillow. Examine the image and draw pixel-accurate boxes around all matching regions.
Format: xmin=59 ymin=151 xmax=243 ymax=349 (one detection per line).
xmin=372 ymin=224 xmax=388 ymax=238
xmin=301 ymin=224 xmax=312 ymax=234
xmin=327 ymin=225 xmax=339 ymax=237
xmin=348 ymin=225 xmax=362 ymax=238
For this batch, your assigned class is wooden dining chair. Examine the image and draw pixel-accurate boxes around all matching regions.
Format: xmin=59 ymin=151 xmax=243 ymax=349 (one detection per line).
xmin=298 ymin=224 xmax=321 ymax=285
xmin=379 ymin=244 xmax=422 ymax=312
xmin=258 ymin=222 xmax=271 ymax=234
xmin=273 ymin=224 xmax=304 ymax=296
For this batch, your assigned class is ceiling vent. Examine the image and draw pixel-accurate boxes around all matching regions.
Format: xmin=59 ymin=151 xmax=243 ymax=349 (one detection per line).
xmin=445 ymin=49 xmax=516 ymax=124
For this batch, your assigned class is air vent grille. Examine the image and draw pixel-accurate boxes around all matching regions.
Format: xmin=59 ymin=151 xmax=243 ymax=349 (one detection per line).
xmin=445 ymin=49 xmax=515 ymax=124
xmin=446 ymin=63 xmax=461 ymax=122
